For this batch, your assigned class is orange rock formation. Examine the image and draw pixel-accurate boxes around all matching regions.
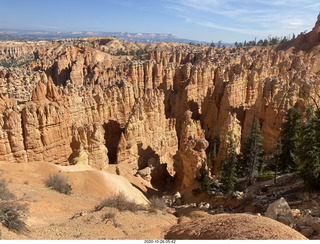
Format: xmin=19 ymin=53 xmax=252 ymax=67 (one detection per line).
xmin=1 ymin=15 xmax=320 ymax=192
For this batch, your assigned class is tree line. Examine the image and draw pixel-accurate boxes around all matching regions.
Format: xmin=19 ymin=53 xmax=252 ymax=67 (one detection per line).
xmin=235 ymin=34 xmax=296 ymax=48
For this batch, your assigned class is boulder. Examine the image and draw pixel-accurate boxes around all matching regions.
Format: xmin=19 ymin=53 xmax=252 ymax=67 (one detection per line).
xmin=265 ymin=198 xmax=294 ymax=225
xmin=137 ymin=167 xmax=152 ymax=180
xmin=306 ymin=216 xmax=320 ymax=233
xmin=299 ymin=226 xmax=314 ymax=237
xmin=291 ymin=209 xmax=301 ymax=218
xmin=278 ymin=216 xmax=294 ymax=226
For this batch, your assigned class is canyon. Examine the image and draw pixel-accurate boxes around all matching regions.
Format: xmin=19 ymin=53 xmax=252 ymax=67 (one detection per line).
xmin=1 ymin=27 xmax=320 ymax=190
xmin=1 ymin=13 xmax=320 ymax=240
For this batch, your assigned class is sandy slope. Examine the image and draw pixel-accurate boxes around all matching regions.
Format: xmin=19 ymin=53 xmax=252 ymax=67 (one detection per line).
xmin=0 ymin=161 xmax=176 ymax=240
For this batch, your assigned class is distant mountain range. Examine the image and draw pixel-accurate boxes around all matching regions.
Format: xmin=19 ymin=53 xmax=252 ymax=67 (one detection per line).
xmin=0 ymin=30 xmax=232 ymax=46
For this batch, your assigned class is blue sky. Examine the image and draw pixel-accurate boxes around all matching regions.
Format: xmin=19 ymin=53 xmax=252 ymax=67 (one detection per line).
xmin=0 ymin=0 xmax=319 ymax=43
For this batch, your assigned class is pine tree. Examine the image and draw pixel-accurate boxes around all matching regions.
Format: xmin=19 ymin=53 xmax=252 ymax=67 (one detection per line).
xmin=278 ymin=108 xmax=302 ymax=172
xmin=295 ymin=107 xmax=320 ymax=188
xmin=272 ymin=139 xmax=282 ymax=184
xmin=206 ymin=135 xmax=219 ymax=171
xmin=239 ymin=119 xmax=263 ymax=186
xmin=220 ymin=138 xmax=238 ymax=192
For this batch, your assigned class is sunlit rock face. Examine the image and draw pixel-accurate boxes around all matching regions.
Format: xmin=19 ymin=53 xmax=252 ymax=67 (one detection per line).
xmin=1 ymin=15 xmax=320 ymax=189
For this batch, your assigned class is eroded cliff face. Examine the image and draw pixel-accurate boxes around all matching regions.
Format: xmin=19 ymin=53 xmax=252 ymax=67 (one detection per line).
xmin=69 ymin=122 xmax=109 ymax=170
xmin=116 ymin=88 xmax=178 ymax=190
xmin=1 ymin=15 xmax=320 ymax=191
xmin=175 ymin=110 xmax=208 ymax=190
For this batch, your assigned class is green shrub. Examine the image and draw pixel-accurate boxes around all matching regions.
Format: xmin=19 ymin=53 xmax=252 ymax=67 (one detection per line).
xmin=95 ymin=193 xmax=142 ymax=212
xmin=193 ymin=172 xmax=212 ymax=195
xmin=44 ymin=173 xmax=72 ymax=195
xmin=257 ymin=170 xmax=275 ymax=181
xmin=201 ymin=175 xmax=212 ymax=194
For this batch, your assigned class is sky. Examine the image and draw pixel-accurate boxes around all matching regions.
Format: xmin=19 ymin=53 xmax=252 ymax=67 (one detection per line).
xmin=0 ymin=0 xmax=320 ymax=43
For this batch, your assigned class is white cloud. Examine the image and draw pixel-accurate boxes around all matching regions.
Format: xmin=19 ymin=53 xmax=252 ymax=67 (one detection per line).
xmin=163 ymin=0 xmax=319 ymax=40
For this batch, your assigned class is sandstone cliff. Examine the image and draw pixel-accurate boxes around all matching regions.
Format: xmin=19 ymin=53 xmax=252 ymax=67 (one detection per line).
xmin=1 ymin=15 xmax=320 ymax=192
xmin=175 ymin=110 xmax=208 ymax=190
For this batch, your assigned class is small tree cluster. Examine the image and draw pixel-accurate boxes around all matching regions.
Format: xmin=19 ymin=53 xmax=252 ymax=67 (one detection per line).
xmin=238 ymin=119 xmax=264 ymax=186
xmin=218 ymin=119 xmax=264 ymax=191
xmin=206 ymin=135 xmax=220 ymax=171
xmin=277 ymin=106 xmax=320 ymax=189
xmin=219 ymin=138 xmax=238 ymax=192
xmin=192 ymin=167 xmax=212 ymax=195
xmin=295 ymin=107 xmax=320 ymax=188
xmin=277 ymin=108 xmax=302 ymax=172
xmin=205 ymin=41 xmax=225 ymax=48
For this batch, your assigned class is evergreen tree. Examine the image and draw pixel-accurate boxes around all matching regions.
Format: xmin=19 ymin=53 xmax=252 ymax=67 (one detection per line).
xmin=220 ymin=138 xmax=238 ymax=192
xmin=295 ymin=107 xmax=320 ymax=188
xmin=272 ymin=139 xmax=282 ymax=184
xmin=206 ymin=135 xmax=219 ymax=170
xmin=278 ymin=108 xmax=302 ymax=172
xmin=239 ymin=119 xmax=263 ymax=186
xmin=262 ymin=39 xmax=269 ymax=46
xmin=210 ymin=42 xmax=216 ymax=48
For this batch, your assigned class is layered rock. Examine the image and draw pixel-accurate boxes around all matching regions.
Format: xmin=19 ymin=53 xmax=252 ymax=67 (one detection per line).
xmin=1 ymin=16 xmax=320 ymax=190
xmin=0 ymin=107 xmax=27 ymax=163
xmin=214 ymin=112 xmax=242 ymax=174
xmin=21 ymin=101 xmax=72 ymax=164
xmin=69 ymin=122 xmax=108 ymax=170
xmin=117 ymin=89 xmax=178 ymax=190
xmin=175 ymin=110 xmax=208 ymax=190
xmin=295 ymin=13 xmax=320 ymax=49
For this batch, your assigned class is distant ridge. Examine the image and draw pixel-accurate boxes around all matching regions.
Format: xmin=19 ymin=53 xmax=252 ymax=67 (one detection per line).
xmin=0 ymin=29 xmax=232 ymax=46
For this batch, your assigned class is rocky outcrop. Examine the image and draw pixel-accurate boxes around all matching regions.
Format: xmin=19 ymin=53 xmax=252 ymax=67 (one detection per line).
xmin=69 ymin=122 xmax=108 ymax=170
xmin=117 ymin=89 xmax=178 ymax=190
xmin=214 ymin=112 xmax=242 ymax=174
xmin=1 ymin=15 xmax=320 ymax=191
xmin=175 ymin=110 xmax=208 ymax=190
xmin=265 ymin=197 xmax=294 ymax=226
xmin=0 ymin=67 xmax=48 ymax=102
xmin=295 ymin=13 xmax=320 ymax=49
xmin=46 ymin=76 xmax=61 ymax=102
xmin=0 ymin=107 xmax=27 ymax=163
xmin=265 ymin=197 xmax=320 ymax=238
xmin=21 ymin=102 xmax=72 ymax=164
xmin=31 ymin=81 xmax=46 ymax=102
